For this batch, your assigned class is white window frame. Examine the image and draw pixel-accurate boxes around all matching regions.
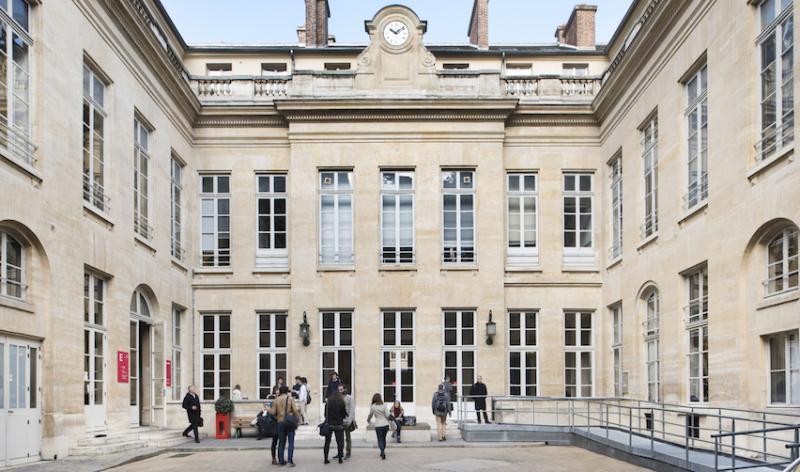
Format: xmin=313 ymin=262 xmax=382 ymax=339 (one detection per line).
xmin=321 ymin=311 xmax=353 ymax=348
xmin=84 ymin=271 xmax=106 ymax=408
xmin=200 ymin=174 xmax=231 ymax=267
xmin=201 ymin=313 xmax=231 ymax=401
xmin=508 ymin=311 xmax=538 ymax=396
xmin=171 ymin=307 xmax=183 ymax=401
xmin=380 ymin=171 xmax=415 ymax=265
xmin=684 ymin=64 xmax=708 ymax=209
xmin=256 ymin=174 xmax=289 ymax=269
xmin=643 ymin=290 xmax=660 ymax=402
xmin=320 ymin=310 xmax=355 ymax=400
xmin=768 ymin=330 xmax=799 ymax=405
xmin=562 ymin=173 xmax=595 ymax=267
xmin=442 ymin=170 xmax=476 ymax=265
xmin=82 ymin=64 xmax=108 ymax=210
xmin=133 ymin=118 xmax=152 ymax=240
xmin=381 ymin=310 xmax=415 ymax=405
xmin=688 ymin=324 xmax=709 ymax=404
xmin=564 ymin=311 xmax=594 ymax=398
xmin=611 ymin=304 xmax=623 ymax=397
xmin=0 ymin=231 xmax=25 ymax=300
xmin=609 ymin=155 xmax=623 ymax=261
xmin=766 ymin=227 xmax=799 ymax=296
xmin=257 ymin=312 xmax=288 ymax=400
xmin=170 ymin=157 xmax=185 ymax=261
xmin=443 ymin=309 xmax=477 ymax=398
xmin=756 ymin=0 xmax=794 ymax=160
xmin=641 ymin=116 xmax=658 ymax=239
xmin=0 ymin=1 xmax=33 ymax=167
xmin=319 ymin=171 xmax=354 ymax=266
xmin=506 ymin=173 xmax=539 ymax=267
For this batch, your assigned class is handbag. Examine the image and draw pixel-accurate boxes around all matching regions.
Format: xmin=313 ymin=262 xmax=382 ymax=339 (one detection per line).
xmin=318 ymin=421 xmax=330 ymax=436
xmin=198 ymin=417 xmax=204 ymax=427
xmin=281 ymin=396 xmax=300 ymax=430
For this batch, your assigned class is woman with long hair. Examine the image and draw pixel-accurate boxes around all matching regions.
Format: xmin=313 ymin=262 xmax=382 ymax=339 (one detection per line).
xmin=322 ymin=390 xmax=347 ymax=463
xmin=390 ymin=400 xmax=405 ymax=443
xmin=366 ymin=393 xmax=392 ymax=459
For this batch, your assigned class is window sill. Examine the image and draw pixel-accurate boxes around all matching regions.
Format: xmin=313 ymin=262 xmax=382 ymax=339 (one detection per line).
xmin=318 ymin=265 xmax=356 ymax=272
xmin=505 ymin=266 xmax=542 ymax=273
xmin=757 ymin=290 xmax=800 ymax=310
xmin=637 ymin=233 xmax=658 ymax=251
xmin=0 ymin=148 xmax=42 ymax=183
xmin=379 ymin=265 xmax=417 ymax=272
xmin=748 ymin=146 xmax=794 ymax=180
xmin=83 ymin=202 xmax=114 ymax=227
xmin=561 ymin=266 xmax=599 ymax=273
xmin=171 ymin=258 xmax=189 ymax=272
xmin=0 ymin=295 xmax=34 ymax=313
xmin=678 ymin=200 xmax=708 ymax=225
xmin=253 ymin=268 xmax=290 ymax=274
xmin=134 ymin=234 xmax=157 ymax=254
xmin=606 ymin=257 xmax=622 ymax=270
xmin=194 ymin=267 xmax=234 ymax=275
xmin=441 ymin=265 xmax=479 ymax=271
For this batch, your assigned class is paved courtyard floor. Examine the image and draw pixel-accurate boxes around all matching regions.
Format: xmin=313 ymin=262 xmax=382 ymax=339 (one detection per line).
xmin=108 ymin=445 xmax=647 ymax=472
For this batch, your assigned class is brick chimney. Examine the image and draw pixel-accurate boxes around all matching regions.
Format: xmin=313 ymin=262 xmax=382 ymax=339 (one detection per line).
xmin=559 ymin=4 xmax=597 ymax=49
xmin=303 ymin=0 xmax=330 ymax=47
xmin=554 ymin=24 xmax=567 ymax=44
xmin=468 ymin=0 xmax=489 ymax=50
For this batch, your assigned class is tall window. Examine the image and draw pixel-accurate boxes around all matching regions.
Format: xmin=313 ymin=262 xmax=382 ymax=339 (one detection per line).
xmin=563 ymin=173 xmax=594 ymax=267
xmin=769 ymin=331 xmax=799 ymax=404
xmin=382 ymin=310 xmax=415 ymax=404
xmin=321 ymin=311 xmax=354 ymax=398
xmin=507 ymin=173 xmax=538 ymax=267
xmin=508 ymin=311 xmax=537 ymax=396
xmin=319 ymin=171 xmax=353 ymax=265
xmin=84 ymin=272 xmax=105 ymax=408
xmin=611 ymin=304 xmax=623 ymax=397
xmin=641 ymin=117 xmax=658 ymax=238
xmin=0 ymin=1 xmax=32 ymax=165
xmin=133 ymin=118 xmax=152 ymax=240
xmin=609 ymin=156 xmax=623 ymax=260
xmin=0 ymin=231 xmax=24 ymax=300
xmin=443 ymin=310 xmax=476 ymax=398
xmin=82 ymin=64 xmax=107 ymax=210
xmin=685 ymin=65 xmax=708 ymax=208
xmin=380 ymin=171 xmax=415 ymax=265
xmin=766 ymin=227 xmax=799 ymax=295
xmin=564 ymin=311 xmax=593 ymax=397
xmin=256 ymin=174 xmax=288 ymax=268
xmin=201 ymin=174 xmax=231 ymax=267
xmin=442 ymin=170 xmax=475 ymax=264
xmin=170 ymin=157 xmax=184 ymax=261
xmin=686 ymin=267 xmax=709 ymax=403
xmin=643 ymin=289 xmax=660 ymax=402
xmin=201 ymin=313 xmax=231 ymax=400
xmin=757 ymin=0 xmax=794 ymax=160
xmin=172 ymin=307 xmax=183 ymax=401
xmin=257 ymin=312 xmax=288 ymax=399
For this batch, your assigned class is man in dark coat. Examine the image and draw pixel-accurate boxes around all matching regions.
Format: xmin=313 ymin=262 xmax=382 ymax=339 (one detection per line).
xmin=471 ymin=375 xmax=490 ymax=424
xmin=181 ymin=385 xmax=202 ymax=443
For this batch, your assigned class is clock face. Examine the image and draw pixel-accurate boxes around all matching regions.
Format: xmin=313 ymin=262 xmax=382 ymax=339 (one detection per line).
xmin=383 ymin=21 xmax=410 ymax=47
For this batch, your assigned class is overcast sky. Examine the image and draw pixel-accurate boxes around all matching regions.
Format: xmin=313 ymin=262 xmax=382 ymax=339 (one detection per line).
xmin=161 ymin=0 xmax=634 ymax=45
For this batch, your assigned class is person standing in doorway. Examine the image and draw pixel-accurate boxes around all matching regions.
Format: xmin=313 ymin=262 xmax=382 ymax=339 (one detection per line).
xmin=326 ymin=372 xmax=341 ymax=399
xmin=322 ymin=389 xmax=347 ymax=464
xmin=270 ymin=385 xmax=300 ymax=467
xmin=338 ymin=384 xmax=354 ymax=459
xmin=181 ymin=385 xmax=201 ymax=443
xmin=366 ymin=393 xmax=392 ymax=460
xmin=432 ymin=383 xmax=452 ymax=441
xmin=274 ymin=376 xmax=286 ymax=393
xmin=471 ymin=375 xmax=490 ymax=424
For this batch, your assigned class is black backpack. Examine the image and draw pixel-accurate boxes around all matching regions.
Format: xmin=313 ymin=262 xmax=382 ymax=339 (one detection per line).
xmin=434 ymin=391 xmax=449 ymax=414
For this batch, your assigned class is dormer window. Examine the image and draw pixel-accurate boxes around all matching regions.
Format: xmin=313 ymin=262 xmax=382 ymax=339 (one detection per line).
xmin=505 ymin=63 xmax=533 ymax=76
xmin=206 ymin=63 xmax=232 ymax=76
xmin=563 ymin=63 xmax=589 ymax=76
xmin=443 ymin=63 xmax=469 ymax=70
xmin=261 ymin=63 xmax=288 ymax=75
xmin=324 ymin=62 xmax=351 ymax=71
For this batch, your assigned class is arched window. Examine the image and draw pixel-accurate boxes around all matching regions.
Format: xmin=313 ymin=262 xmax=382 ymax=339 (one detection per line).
xmin=130 ymin=289 xmax=151 ymax=318
xmin=0 ymin=232 xmax=25 ymax=300
xmin=766 ymin=227 xmax=798 ymax=296
xmin=642 ymin=288 xmax=660 ymax=403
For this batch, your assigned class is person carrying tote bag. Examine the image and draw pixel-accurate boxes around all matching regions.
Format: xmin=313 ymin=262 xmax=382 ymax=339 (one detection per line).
xmin=269 ymin=386 xmax=300 ymax=466
xmin=366 ymin=393 xmax=393 ymax=460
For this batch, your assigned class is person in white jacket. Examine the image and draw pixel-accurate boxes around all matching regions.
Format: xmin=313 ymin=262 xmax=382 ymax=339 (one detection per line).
xmin=295 ymin=376 xmax=309 ymax=425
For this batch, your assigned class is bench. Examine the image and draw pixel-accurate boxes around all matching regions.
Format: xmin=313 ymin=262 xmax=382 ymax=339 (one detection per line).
xmin=231 ymin=417 xmax=257 ymax=438
xmin=365 ymin=422 xmax=431 ymax=443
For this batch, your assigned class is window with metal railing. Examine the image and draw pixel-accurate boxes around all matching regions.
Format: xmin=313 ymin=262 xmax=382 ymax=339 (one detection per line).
xmin=170 ymin=157 xmax=185 ymax=261
xmin=641 ymin=116 xmax=658 ymax=239
xmin=609 ymin=155 xmax=623 ymax=260
xmin=133 ymin=118 xmax=152 ymax=240
xmin=642 ymin=289 xmax=660 ymax=403
xmin=83 ymin=63 xmax=108 ymax=212
xmin=0 ymin=1 xmax=33 ymax=169
xmin=684 ymin=64 xmax=708 ymax=209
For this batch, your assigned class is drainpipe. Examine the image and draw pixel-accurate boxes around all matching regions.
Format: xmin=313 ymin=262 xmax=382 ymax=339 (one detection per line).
xmin=290 ymin=49 xmax=295 ymax=74
xmin=191 ymin=269 xmax=196 ymax=386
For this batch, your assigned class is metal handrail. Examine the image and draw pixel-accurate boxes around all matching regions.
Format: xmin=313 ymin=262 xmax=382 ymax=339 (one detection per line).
xmin=0 ymin=120 xmax=36 ymax=166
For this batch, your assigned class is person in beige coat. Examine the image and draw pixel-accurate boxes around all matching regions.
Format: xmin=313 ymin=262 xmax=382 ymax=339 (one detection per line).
xmin=270 ymin=385 xmax=300 ymax=466
xmin=366 ymin=393 xmax=393 ymax=460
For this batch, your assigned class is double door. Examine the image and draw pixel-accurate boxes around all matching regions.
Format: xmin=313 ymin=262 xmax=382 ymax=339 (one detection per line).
xmin=0 ymin=337 xmax=41 ymax=466
xmin=84 ymin=327 xmax=106 ymax=434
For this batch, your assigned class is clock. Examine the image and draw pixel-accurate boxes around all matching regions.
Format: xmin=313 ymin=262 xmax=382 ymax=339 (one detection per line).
xmin=383 ymin=20 xmax=410 ymax=47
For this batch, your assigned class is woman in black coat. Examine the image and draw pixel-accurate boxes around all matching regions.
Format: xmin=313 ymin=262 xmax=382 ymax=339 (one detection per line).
xmin=471 ymin=376 xmax=490 ymax=424
xmin=322 ymin=390 xmax=347 ymax=463
xmin=181 ymin=385 xmax=202 ymax=442
xmin=325 ymin=372 xmax=342 ymax=399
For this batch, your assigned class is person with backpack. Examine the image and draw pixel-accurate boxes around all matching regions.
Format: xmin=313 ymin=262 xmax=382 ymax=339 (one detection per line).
xmin=321 ymin=389 xmax=347 ymax=464
xmin=439 ymin=375 xmax=454 ymax=415
xmin=432 ymin=383 xmax=452 ymax=441
xmin=366 ymin=393 xmax=393 ymax=460
xmin=338 ymin=384 xmax=355 ymax=459
xmin=270 ymin=385 xmax=300 ymax=466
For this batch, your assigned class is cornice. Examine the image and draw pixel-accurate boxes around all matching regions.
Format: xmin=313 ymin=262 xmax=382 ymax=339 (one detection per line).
xmin=506 ymin=115 xmax=598 ymax=127
xmin=194 ymin=116 xmax=288 ymax=128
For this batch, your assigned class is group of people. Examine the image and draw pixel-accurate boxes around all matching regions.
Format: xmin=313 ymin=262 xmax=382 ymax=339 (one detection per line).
xmin=181 ymin=372 xmax=493 ymax=465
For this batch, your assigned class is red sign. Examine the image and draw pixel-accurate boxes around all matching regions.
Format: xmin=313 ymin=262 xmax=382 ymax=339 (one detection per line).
xmin=166 ymin=359 xmax=172 ymax=387
xmin=117 ymin=351 xmax=129 ymax=383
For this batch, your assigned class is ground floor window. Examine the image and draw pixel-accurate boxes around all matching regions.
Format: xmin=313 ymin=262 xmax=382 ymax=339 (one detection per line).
xmin=202 ymin=314 xmax=231 ymax=401
xmin=688 ymin=325 xmax=708 ymax=403
xmin=443 ymin=349 xmax=475 ymax=398
xmin=382 ymin=350 xmax=414 ymax=404
xmin=509 ymin=351 xmax=537 ymax=396
xmin=321 ymin=349 xmax=353 ymax=398
xmin=769 ymin=331 xmax=799 ymax=405
xmin=564 ymin=351 xmax=592 ymax=397
xmin=646 ymin=339 xmax=659 ymax=402
xmin=258 ymin=351 xmax=287 ymax=400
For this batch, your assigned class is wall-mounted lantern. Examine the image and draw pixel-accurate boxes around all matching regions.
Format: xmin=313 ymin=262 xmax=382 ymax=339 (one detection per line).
xmin=299 ymin=311 xmax=310 ymax=347
xmin=485 ymin=309 xmax=497 ymax=345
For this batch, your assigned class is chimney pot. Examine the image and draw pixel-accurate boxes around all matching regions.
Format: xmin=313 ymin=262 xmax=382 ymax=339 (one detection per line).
xmin=468 ymin=0 xmax=489 ymax=50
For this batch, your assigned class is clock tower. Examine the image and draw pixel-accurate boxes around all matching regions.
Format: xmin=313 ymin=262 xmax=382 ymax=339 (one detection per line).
xmin=355 ymin=5 xmax=437 ymax=93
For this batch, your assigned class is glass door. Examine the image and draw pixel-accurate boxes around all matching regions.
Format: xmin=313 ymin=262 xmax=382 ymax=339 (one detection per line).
xmin=83 ymin=327 xmax=106 ymax=433
xmin=130 ymin=320 xmax=140 ymax=427
xmin=3 ymin=337 xmax=41 ymax=466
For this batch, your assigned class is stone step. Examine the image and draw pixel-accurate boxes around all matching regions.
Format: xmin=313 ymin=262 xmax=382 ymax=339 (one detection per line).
xmin=70 ymin=439 xmax=148 ymax=456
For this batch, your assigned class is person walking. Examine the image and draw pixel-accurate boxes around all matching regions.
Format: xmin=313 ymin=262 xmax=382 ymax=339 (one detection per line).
xmin=390 ymin=400 xmax=405 ymax=443
xmin=270 ymin=385 xmax=300 ymax=466
xmin=471 ymin=375 xmax=490 ymax=424
xmin=322 ymin=390 xmax=347 ymax=464
xmin=439 ymin=375 xmax=454 ymax=415
xmin=432 ymin=383 xmax=452 ymax=441
xmin=338 ymin=384 xmax=354 ymax=459
xmin=326 ymin=372 xmax=341 ymax=399
xmin=181 ymin=385 xmax=201 ymax=443
xmin=366 ymin=393 xmax=392 ymax=460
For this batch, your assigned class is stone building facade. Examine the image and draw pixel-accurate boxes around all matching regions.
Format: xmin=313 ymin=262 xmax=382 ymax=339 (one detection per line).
xmin=0 ymin=0 xmax=798 ymax=464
